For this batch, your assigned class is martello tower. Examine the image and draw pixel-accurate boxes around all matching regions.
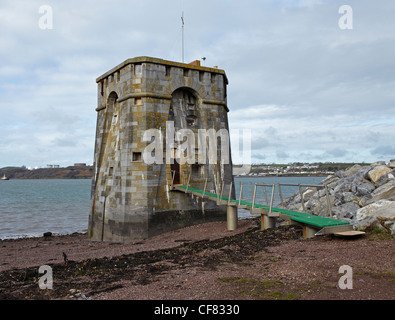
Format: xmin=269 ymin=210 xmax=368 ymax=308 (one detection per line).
xmin=88 ymin=56 xmax=235 ymax=242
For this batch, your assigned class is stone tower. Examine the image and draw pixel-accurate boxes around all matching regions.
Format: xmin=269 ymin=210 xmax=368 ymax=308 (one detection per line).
xmin=88 ymin=56 xmax=235 ymax=242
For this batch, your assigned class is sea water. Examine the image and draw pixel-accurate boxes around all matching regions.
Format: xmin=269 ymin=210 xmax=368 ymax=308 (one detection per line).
xmin=0 ymin=179 xmax=91 ymax=239
xmin=0 ymin=176 xmax=325 ymax=239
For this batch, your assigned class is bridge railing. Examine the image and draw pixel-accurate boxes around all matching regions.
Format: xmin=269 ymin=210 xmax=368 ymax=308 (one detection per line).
xmin=247 ymin=182 xmax=332 ymax=218
xmin=170 ymin=170 xmax=332 ymax=218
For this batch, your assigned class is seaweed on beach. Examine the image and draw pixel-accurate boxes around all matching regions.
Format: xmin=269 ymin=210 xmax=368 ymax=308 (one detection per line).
xmin=0 ymin=224 xmax=303 ymax=300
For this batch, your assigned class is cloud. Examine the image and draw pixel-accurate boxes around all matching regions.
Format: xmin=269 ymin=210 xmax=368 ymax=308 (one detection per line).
xmin=276 ymin=150 xmax=290 ymax=159
xmin=324 ymin=148 xmax=349 ymax=158
xmin=1 ymin=0 xmax=395 ymax=167
xmin=371 ymin=145 xmax=395 ymax=157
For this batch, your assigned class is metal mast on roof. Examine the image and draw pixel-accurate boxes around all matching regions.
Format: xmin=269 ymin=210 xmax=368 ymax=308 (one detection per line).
xmin=181 ymin=0 xmax=184 ymax=63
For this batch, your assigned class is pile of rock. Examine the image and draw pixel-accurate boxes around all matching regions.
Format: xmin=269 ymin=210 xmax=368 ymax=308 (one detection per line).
xmin=284 ymin=160 xmax=395 ymax=234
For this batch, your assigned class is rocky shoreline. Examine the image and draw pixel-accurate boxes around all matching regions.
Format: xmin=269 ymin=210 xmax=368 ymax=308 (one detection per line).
xmin=284 ymin=160 xmax=395 ymax=234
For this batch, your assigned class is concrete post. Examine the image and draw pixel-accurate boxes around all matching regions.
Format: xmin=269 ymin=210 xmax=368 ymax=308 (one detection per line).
xmin=261 ymin=214 xmax=276 ymax=230
xmin=303 ymin=225 xmax=317 ymax=239
xmin=227 ymin=205 xmax=237 ymax=231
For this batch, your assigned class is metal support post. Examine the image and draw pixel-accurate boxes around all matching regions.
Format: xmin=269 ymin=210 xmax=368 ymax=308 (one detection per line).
xmin=202 ymin=178 xmax=208 ymax=199
xmin=325 ymin=184 xmax=332 ymax=218
xmin=278 ymin=183 xmax=284 ymax=208
xmin=238 ymin=182 xmax=243 ymax=206
xmin=269 ymin=184 xmax=275 ymax=216
xmin=186 ymin=171 xmax=191 ymax=193
xmin=170 ymin=170 xmax=175 ymax=190
xmin=298 ymin=184 xmax=305 ymax=211
xmin=252 ymin=183 xmax=257 ymax=209
xmin=218 ymin=180 xmax=224 ymax=204
xmin=263 ymin=183 xmax=268 ymax=205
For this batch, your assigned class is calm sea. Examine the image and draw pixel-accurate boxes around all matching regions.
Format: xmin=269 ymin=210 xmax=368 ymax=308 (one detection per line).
xmin=0 ymin=176 xmax=325 ymax=239
xmin=0 ymin=179 xmax=92 ymax=239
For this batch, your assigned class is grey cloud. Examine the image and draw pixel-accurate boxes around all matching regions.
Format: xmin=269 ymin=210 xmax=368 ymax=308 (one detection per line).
xmin=370 ymin=145 xmax=395 ymax=157
xmin=276 ymin=150 xmax=290 ymax=159
xmin=2 ymin=0 xmax=395 ymax=167
xmin=325 ymin=148 xmax=349 ymax=158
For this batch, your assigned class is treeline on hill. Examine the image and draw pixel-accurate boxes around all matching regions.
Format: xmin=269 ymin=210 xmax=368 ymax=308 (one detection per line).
xmin=313 ymin=162 xmax=369 ymax=171
xmin=0 ymin=166 xmax=94 ymax=179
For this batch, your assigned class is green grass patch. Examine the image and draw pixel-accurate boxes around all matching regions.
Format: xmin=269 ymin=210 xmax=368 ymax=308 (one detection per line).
xmin=217 ymin=277 xmax=297 ymax=300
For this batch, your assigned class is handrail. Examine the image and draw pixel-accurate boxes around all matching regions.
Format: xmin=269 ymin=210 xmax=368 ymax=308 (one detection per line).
xmin=278 ymin=183 xmax=324 ymax=188
xmin=276 ymin=183 xmax=332 ymax=218
xmin=171 ymin=179 xmax=350 ymax=238
xmin=251 ymin=183 xmax=275 ymax=215
xmin=171 ymin=179 xmax=332 ymax=218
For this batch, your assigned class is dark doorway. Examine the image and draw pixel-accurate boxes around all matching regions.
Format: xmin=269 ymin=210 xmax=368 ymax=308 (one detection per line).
xmin=171 ymin=148 xmax=180 ymax=184
xmin=171 ymin=161 xmax=180 ymax=185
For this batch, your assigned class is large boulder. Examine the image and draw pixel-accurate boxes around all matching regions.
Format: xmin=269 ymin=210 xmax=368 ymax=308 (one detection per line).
xmin=344 ymin=164 xmax=363 ymax=176
xmin=356 ymin=182 xmax=375 ymax=196
xmin=363 ymin=180 xmax=395 ymax=205
xmin=332 ymin=202 xmax=360 ymax=220
xmin=356 ymin=200 xmax=395 ymax=232
xmin=342 ymin=191 xmax=359 ymax=203
xmin=367 ymin=165 xmax=392 ymax=183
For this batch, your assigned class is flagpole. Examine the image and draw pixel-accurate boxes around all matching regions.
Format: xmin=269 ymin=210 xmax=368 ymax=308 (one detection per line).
xmin=181 ymin=4 xmax=184 ymax=63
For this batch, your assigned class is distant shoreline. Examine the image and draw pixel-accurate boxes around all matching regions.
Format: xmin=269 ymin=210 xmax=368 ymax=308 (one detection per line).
xmin=0 ymin=165 xmax=93 ymax=180
xmin=1 ymin=174 xmax=329 ymax=180
xmin=235 ymin=174 xmax=328 ymax=178
xmin=2 ymin=161 xmax=364 ymax=180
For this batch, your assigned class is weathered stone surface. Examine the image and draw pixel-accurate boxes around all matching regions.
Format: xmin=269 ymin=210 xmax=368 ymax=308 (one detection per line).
xmin=326 ymin=177 xmax=340 ymax=190
xmin=374 ymin=172 xmax=390 ymax=188
xmin=344 ymin=164 xmax=362 ymax=177
xmin=371 ymin=161 xmax=386 ymax=166
xmin=342 ymin=192 xmax=359 ymax=203
xmin=88 ymin=57 xmax=233 ymax=241
xmin=334 ymin=181 xmax=351 ymax=194
xmin=335 ymin=170 xmax=345 ymax=179
xmin=356 ymin=200 xmax=395 ymax=231
xmin=356 ymin=182 xmax=375 ymax=196
xmin=367 ymin=165 xmax=392 ymax=183
xmin=332 ymin=202 xmax=360 ymax=220
xmin=365 ymin=180 xmax=395 ymax=205
xmin=303 ymin=188 xmax=316 ymax=201
xmin=389 ymin=159 xmax=395 ymax=168
xmin=283 ymin=161 xmax=395 ymax=232
xmin=306 ymin=197 xmax=328 ymax=217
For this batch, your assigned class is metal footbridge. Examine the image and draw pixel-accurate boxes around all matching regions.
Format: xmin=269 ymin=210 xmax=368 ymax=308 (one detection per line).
xmin=171 ymin=177 xmax=358 ymax=239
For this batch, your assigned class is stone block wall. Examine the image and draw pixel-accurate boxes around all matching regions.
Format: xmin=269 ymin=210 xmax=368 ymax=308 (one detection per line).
xmin=88 ymin=57 xmax=235 ymax=241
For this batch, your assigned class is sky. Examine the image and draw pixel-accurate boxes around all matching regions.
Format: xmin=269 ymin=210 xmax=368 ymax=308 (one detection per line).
xmin=0 ymin=0 xmax=394 ymax=168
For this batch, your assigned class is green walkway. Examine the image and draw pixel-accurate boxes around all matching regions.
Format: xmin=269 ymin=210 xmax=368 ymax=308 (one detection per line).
xmin=175 ymin=185 xmax=350 ymax=229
